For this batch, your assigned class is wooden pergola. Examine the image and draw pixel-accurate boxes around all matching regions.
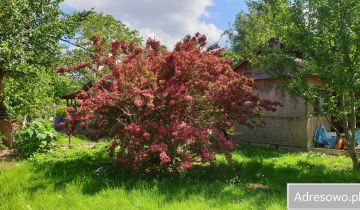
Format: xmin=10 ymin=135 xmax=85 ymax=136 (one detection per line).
xmin=59 ymin=82 xmax=93 ymax=108
xmin=60 ymin=91 xmax=81 ymax=107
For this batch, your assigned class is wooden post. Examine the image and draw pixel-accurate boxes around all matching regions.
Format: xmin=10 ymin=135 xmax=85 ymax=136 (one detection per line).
xmin=0 ymin=68 xmax=7 ymax=117
xmin=68 ymin=134 xmax=72 ymax=148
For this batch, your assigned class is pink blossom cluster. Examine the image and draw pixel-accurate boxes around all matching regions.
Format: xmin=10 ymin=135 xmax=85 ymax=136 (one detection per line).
xmin=58 ymin=33 xmax=280 ymax=172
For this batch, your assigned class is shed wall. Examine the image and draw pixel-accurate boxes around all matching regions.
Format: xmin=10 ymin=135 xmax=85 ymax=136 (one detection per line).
xmin=233 ymin=79 xmax=309 ymax=148
xmin=233 ymin=59 xmax=330 ymax=149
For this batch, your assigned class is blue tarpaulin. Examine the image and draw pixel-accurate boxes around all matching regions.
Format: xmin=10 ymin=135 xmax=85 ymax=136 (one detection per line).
xmin=54 ymin=117 xmax=64 ymax=131
xmin=314 ymin=125 xmax=360 ymax=148
xmin=314 ymin=124 xmax=336 ymax=148
xmin=356 ymin=130 xmax=360 ymax=145
xmin=349 ymin=129 xmax=360 ymax=146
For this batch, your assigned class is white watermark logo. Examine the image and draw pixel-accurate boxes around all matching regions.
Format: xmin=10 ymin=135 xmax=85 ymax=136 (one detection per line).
xmin=293 ymin=192 xmax=360 ymax=204
xmin=288 ymin=184 xmax=360 ymax=209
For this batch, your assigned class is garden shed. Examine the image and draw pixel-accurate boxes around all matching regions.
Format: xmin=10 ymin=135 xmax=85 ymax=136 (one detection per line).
xmin=233 ymin=58 xmax=330 ymax=150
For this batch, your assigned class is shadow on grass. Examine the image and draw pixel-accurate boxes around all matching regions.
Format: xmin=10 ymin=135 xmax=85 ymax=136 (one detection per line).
xmin=29 ymin=146 xmax=360 ymax=207
xmin=235 ymin=145 xmax=296 ymax=159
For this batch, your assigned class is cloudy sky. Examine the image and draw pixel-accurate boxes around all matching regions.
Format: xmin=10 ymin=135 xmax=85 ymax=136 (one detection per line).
xmin=61 ymin=0 xmax=247 ymax=49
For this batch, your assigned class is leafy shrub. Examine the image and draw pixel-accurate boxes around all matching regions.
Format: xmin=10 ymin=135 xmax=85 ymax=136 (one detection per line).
xmin=55 ymin=104 xmax=67 ymax=118
xmin=13 ymin=119 xmax=58 ymax=159
xmin=58 ymin=34 xmax=280 ymax=172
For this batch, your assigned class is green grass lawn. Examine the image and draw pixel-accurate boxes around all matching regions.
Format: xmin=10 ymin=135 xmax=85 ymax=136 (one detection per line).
xmin=1 ymin=138 xmax=359 ymax=210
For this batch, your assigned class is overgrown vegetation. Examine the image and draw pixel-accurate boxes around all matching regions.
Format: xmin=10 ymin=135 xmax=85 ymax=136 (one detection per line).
xmin=13 ymin=119 xmax=58 ymax=159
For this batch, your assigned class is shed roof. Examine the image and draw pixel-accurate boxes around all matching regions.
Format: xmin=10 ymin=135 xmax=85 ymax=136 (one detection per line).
xmin=233 ymin=57 xmax=306 ymax=80
xmin=232 ymin=38 xmax=306 ymax=80
xmin=59 ymin=81 xmax=93 ymax=100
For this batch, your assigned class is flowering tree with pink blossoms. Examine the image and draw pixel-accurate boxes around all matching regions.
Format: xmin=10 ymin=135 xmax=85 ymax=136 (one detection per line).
xmin=58 ymin=33 xmax=280 ymax=172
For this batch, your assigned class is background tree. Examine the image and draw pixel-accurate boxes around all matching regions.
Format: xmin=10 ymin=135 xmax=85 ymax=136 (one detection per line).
xmin=226 ymin=0 xmax=288 ymax=63
xmin=237 ymin=0 xmax=360 ymax=170
xmin=0 ymin=0 xmax=88 ymax=118
xmin=56 ymin=12 xmax=143 ymax=99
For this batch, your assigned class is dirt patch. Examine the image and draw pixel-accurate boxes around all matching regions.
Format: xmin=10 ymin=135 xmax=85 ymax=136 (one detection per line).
xmin=0 ymin=150 xmax=16 ymax=169
xmin=246 ymin=183 xmax=270 ymax=190
xmin=58 ymin=144 xmax=70 ymax=149
xmin=83 ymin=143 xmax=97 ymax=149
xmin=0 ymin=150 xmax=14 ymax=160
xmin=57 ymin=143 xmax=97 ymax=149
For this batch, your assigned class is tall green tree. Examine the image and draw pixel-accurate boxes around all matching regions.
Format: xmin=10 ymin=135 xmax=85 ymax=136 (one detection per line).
xmin=0 ymin=0 xmax=87 ymax=118
xmin=226 ymin=0 xmax=288 ymax=62
xmin=56 ymin=12 xmax=143 ymax=97
xmin=245 ymin=0 xmax=360 ymax=170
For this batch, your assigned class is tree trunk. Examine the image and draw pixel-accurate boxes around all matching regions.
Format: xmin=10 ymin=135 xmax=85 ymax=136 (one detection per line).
xmin=21 ymin=114 xmax=28 ymax=129
xmin=346 ymin=130 xmax=360 ymax=170
xmin=348 ymin=146 xmax=360 ymax=170
xmin=340 ymin=93 xmax=360 ymax=170
xmin=0 ymin=68 xmax=7 ymax=118
xmin=0 ymin=68 xmax=9 ymax=147
xmin=68 ymin=134 xmax=72 ymax=148
xmin=349 ymin=94 xmax=360 ymax=170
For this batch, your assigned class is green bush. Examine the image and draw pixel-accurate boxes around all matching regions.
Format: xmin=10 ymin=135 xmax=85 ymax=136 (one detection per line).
xmin=55 ymin=104 xmax=67 ymax=118
xmin=13 ymin=119 xmax=58 ymax=159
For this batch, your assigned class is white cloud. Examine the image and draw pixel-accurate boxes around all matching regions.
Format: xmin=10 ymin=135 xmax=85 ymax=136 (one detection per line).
xmin=63 ymin=0 xmax=223 ymax=49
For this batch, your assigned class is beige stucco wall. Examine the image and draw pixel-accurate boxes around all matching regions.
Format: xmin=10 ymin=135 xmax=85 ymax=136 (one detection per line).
xmin=234 ymin=116 xmax=308 ymax=148
xmin=253 ymin=79 xmax=307 ymax=117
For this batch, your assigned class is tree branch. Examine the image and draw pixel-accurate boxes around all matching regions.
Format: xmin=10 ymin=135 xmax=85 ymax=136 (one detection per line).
xmin=49 ymin=35 xmax=94 ymax=53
